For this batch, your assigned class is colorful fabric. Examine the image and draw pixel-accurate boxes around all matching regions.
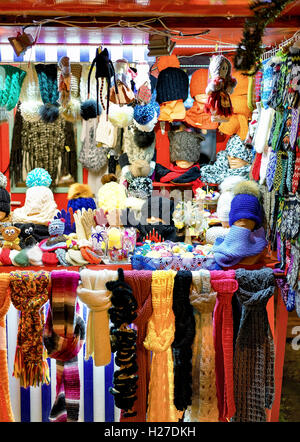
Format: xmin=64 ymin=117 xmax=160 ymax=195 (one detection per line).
xmin=43 ymin=270 xmax=85 ymax=422
xmin=10 ymin=270 xmax=50 ymax=389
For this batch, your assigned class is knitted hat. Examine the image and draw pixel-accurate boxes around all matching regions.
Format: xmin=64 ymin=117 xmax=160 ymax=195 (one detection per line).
xmin=190 ymin=69 xmax=209 ymax=98
xmin=157 ymin=55 xmax=180 ymax=72
xmin=133 ymin=98 xmax=160 ymax=132
xmin=12 ymin=186 xmax=58 ymax=225
xmin=19 ymin=62 xmax=43 ymax=122
xmin=27 ymin=245 xmax=43 ymax=266
xmin=26 ymin=168 xmax=52 ymax=188
xmin=42 ymin=251 xmax=59 ymax=266
xmin=225 ymin=135 xmax=253 ymax=164
xmin=0 ymin=65 xmax=26 ymax=111
xmin=169 ymin=130 xmax=205 ymax=163
xmin=229 ymin=180 xmax=263 ymax=227
xmin=127 ymin=177 xmax=153 ymax=199
xmin=0 ymin=172 xmax=10 ymax=216
xmin=67 ymin=183 xmax=96 ymax=213
xmin=217 ymin=176 xmax=245 ymax=222
xmin=108 ymin=103 xmax=134 ymax=128
xmin=122 ymin=126 xmax=155 ymax=165
xmin=156 ymin=67 xmax=189 ymax=104
xmin=35 ymin=63 xmax=59 ymax=123
xmin=97 ymin=181 xmax=127 ymax=213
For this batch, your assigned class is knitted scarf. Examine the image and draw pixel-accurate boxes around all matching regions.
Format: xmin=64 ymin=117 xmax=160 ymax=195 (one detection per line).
xmin=232 ymin=268 xmax=275 ymax=422
xmin=106 ymin=269 xmax=138 ymax=418
xmin=43 ymin=270 xmax=85 ymax=422
xmin=121 ymin=270 xmax=153 ymax=422
xmin=0 ymin=65 xmax=26 ymax=111
xmin=144 ymin=269 xmax=181 ymax=422
xmin=10 ymin=270 xmax=50 ymax=389
xmin=213 ymin=225 xmax=268 ymax=267
xmin=76 ymin=268 xmax=118 ymax=366
xmin=0 ymin=274 xmax=14 ymax=422
xmin=211 ymin=270 xmax=238 ymax=421
xmin=155 ymin=163 xmax=202 ymax=184
xmin=185 ymin=270 xmax=218 ymax=422
xmin=172 ymin=270 xmax=195 ymax=414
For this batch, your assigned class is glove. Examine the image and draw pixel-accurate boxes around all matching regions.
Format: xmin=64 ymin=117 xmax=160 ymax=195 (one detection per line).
xmin=73 ymin=209 xmax=87 ymax=240
xmin=81 ymin=208 xmax=96 ymax=240
xmin=95 ymin=208 xmax=108 ymax=226
xmin=54 ymin=208 xmax=75 ymax=235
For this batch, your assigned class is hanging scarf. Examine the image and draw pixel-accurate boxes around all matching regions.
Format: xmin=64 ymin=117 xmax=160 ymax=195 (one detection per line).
xmin=185 ymin=270 xmax=218 ymax=422
xmin=232 ymin=268 xmax=275 ymax=422
xmin=43 ymin=270 xmax=85 ymax=422
xmin=211 ymin=269 xmax=238 ymax=421
xmin=122 ymin=270 xmax=153 ymax=422
xmin=0 ymin=274 xmax=14 ymax=422
xmin=77 ymin=268 xmax=118 ymax=366
xmin=144 ymin=269 xmax=181 ymax=422
xmin=106 ymin=269 xmax=138 ymax=418
xmin=212 ymin=225 xmax=267 ymax=268
xmin=10 ymin=270 xmax=50 ymax=389
xmin=172 ymin=270 xmax=195 ymax=414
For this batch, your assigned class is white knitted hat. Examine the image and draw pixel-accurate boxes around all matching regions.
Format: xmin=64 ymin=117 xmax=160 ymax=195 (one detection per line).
xmin=27 ymin=245 xmax=43 ymax=266
xmin=217 ymin=176 xmax=245 ymax=222
xmin=12 ymin=186 xmax=58 ymax=225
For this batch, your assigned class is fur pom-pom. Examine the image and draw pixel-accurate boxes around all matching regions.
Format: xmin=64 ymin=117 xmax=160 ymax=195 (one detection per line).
xmin=20 ymin=101 xmax=42 ymax=122
xmin=219 ymin=176 xmax=245 ymax=194
xmin=233 ymin=179 xmax=260 ymax=198
xmin=39 ymin=103 xmax=60 ymax=123
xmin=67 ymin=183 xmax=94 ymax=200
xmin=80 ymin=99 xmax=100 ymax=120
xmin=108 ymin=103 xmax=134 ymax=128
xmin=133 ymin=128 xmax=155 ymax=148
xmin=61 ymin=99 xmax=81 ymax=123
xmin=101 ymin=173 xmax=118 ymax=185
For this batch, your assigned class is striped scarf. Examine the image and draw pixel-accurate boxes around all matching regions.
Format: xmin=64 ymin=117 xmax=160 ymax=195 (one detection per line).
xmin=43 ymin=270 xmax=85 ymax=422
xmin=232 ymin=268 xmax=275 ymax=422
xmin=10 ymin=270 xmax=50 ymax=389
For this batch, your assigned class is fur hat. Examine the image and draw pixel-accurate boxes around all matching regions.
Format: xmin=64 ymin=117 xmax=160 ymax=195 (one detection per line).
xmin=168 ymin=130 xmax=205 ymax=163
xmin=156 ymin=67 xmax=189 ymax=104
xmin=229 ymin=180 xmax=262 ymax=227
xmin=80 ymin=99 xmax=100 ymax=120
xmin=217 ymin=176 xmax=245 ymax=222
xmin=67 ymin=183 xmax=94 ymax=200
xmin=133 ymin=128 xmax=155 ymax=148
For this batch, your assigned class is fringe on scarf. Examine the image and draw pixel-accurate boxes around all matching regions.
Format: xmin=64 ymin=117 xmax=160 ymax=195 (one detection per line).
xmin=13 ymin=346 xmax=50 ymax=389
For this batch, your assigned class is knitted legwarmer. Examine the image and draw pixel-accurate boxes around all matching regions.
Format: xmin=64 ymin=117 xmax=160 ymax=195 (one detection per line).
xmin=172 ymin=270 xmax=195 ymax=413
xmin=77 ymin=269 xmax=118 ymax=366
xmin=43 ymin=270 xmax=85 ymax=422
xmin=232 ymin=268 xmax=275 ymax=422
xmin=144 ymin=270 xmax=181 ymax=422
xmin=0 ymin=274 xmax=14 ymax=422
xmin=121 ymin=270 xmax=153 ymax=422
xmin=185 ymin=270 xmax=218 ymax=422
xmin=106 ymin=269 xmax=139 ymax=418
xmin=210 ymin=270 xmax=238 ymax=421
xmin=10 ymin=270 xmax=50 ymax=389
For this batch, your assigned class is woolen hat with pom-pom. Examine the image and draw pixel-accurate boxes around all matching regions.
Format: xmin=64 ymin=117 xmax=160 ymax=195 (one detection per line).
xmin=67 ymin=183 xmax=96 ymax=213
xmin=217 ymin=176 xmax=245 ymax=222
xmin=133 ymin=128 xmax=155 ymax=148
xmin=133 ymin=96 xmax=160 ymax=132
xmin=229 ymin=180 xmax=263 ymax=227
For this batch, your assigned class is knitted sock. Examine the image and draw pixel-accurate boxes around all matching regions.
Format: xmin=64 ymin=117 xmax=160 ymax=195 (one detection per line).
xmin=232 ymin=268 xmax=275 ymax=422
xmin=0 ymin=274 xmax=14 ymax=422
xmin=210 ymin=270 xmax=238 ymax=422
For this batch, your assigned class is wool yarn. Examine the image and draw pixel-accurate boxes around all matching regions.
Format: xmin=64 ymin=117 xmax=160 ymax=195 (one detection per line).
xmin=10 ymin=270 xmax=50 ymax=389
xmin=211 ymin=270 xmax=238 ymax=421
xmin=0 ymin=274 xmax=14 ymax=422
xmin=43 ymin=270 xmax=85 ymax=422
xmin=144 ymin=269 xmax=181 ymax=422
xmin=122 ymin=270 xmax=153 ymax=422
xmin=184 ymin=270 xmax=218 ymax=422
xmin=232 ymin=268 xmax=275 ymax=422
xmin=106 ymin=269 xmax=138 ymax=418
xmin=77 ymin=269 xmax=118 ymax=366
xmin=171 ymin=270 xmax=195 ymax=413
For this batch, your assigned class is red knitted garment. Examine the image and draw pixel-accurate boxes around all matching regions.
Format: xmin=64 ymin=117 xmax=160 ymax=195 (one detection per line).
xmin=250 ymin=152 xmax=262 ymax=182
xmin=122 ymin=270 xmax=153 ymax=422
xmin=210 ymin=270 xmax=238 ymax=422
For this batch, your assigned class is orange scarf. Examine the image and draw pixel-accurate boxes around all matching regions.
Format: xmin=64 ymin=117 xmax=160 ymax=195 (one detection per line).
xmin=144 ymin=270 xmax=180 ymax=422
xmin=0 ymin=274 xmax=14 ymax=422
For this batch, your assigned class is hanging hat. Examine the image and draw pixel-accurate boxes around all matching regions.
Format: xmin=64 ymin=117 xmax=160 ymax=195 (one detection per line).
xmin=19 ymin=62 xmax=43 ymax=122
xmin=122 ymin=126 xmax=155 ymax=165
xmin=189 ymin=69 xmax=209 ymax=98
xmin=225 ymin=134 xmax=253 ymax=164
xmin=157 ymin=55 xmax=180 ymax=72
xmin=35 ymin=63 xmax=59 ymax=123
xmin=229 ymin=180 xmax=263 ymax=227
xmin=133 ymin=128 xmax=155 ymax=148
xmin=156 ymin=67 xmax=189 ymax=104
xmin=133 ymin=99 xmax=160 ymax=132
xmin=108 ymin=103 xmax=134 ymax=128
xmin=0 ymin=65 xmax=26 ymax=111
xmin=168 ymin=130 xmax=205 ymax=163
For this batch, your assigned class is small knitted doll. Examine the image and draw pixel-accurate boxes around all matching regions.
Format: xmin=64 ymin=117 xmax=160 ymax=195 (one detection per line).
xmin=204 ymin=55 xmax=237 ymax=123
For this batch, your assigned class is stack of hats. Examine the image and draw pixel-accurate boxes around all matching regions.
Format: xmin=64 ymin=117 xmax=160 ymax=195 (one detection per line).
xmin=185 ymin=69 xmax=219 ymax=130
xmin=12 ymin=168 xmax=58 ymax=225
xmin=155 ymin=55 xmax=189 ymax=122
xmin=67 ymin=183 xmax=96 ymax=213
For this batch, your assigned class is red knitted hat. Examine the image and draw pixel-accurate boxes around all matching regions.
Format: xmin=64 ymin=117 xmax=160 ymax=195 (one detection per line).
xmin=42 ymin=251 xmax=59 ymax=266
xmin=0 ymin=248 xmax=12 ymax=265
xmin=190 ymin=69 xmax=209 ymax=98
xmin=157 ymin=54 xmax=180 ymax=72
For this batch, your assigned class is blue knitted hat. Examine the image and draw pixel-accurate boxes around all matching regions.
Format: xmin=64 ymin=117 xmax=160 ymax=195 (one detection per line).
xmin=229 ymin=193 xmax=262 ymax=227
xmin=67 ymin=197 xmax=96 ymax=213
xmin=133 ymin=97 xmax=160 ymax=131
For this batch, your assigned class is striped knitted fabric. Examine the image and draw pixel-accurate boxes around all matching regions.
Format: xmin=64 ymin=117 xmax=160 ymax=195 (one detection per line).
xmin=210 ymin=270 xmax=238 ymax=422
xmin=122 ymin=270 xmax=153 ymax=422
xmin=185 ymin=270 xmax=218 ymax=422
xmin=0 ymin=274 xmax=14 ymax=422
xmin=43 ymin=270 xmax=85 ymax=422
xmin=10 ymin=270 xmax=50 ymax=389
xmin=292 ymin=150 xmax=300 ymax=194
xmin=232 ymin=268 xmax=275 ymax=422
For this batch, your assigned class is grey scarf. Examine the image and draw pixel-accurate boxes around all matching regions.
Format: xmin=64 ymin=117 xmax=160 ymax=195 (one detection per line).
xmin=232 ymin=267 xmax=275 ymax=422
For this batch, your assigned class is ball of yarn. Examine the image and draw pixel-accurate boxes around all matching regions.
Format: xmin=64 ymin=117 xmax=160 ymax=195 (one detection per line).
xmin=26 ymin=168 xmax=52 ymax=188
xmin=39 ymin=103 xmax=60 ymax=123
xmin=80 ymin=99 xmax=101 ymax=120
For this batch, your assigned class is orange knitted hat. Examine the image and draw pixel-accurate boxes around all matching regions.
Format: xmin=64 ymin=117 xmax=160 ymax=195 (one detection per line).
xmin=157 ymin=54 xmax=180 ymax=72
xmin=190 ymin=69 xmax=209 ymax=98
